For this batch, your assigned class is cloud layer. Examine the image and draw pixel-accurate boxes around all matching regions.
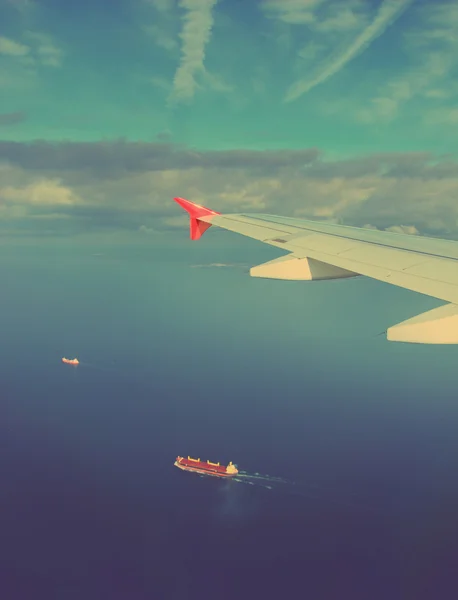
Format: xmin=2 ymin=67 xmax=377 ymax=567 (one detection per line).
xmin=1 ymin=1 xmax=458 ymax=241
xmin=1 ymin=140 xmax=458 ymax=238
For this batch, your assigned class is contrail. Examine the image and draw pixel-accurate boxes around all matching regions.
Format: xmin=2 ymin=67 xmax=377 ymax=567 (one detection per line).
xmin=169 ymin=0 xmax=219 ymax=104
xmin=285 ymin=0 xmax=415 ymax=102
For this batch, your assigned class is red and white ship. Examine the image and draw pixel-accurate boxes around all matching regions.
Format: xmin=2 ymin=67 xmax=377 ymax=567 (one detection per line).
xmin=174 ymin=456 xmax=238 ymax=478
xmin=62 ymin=357 xmax=79 ymax=365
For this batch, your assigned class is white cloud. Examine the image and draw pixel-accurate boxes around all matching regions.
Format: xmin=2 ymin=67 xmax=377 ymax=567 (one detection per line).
xmin=144 ymin=0 xmax=175 ymax=11
xmin=150 ymin=75 xmax=172 ymax=91
xmin=357 ymin=80 xmax=412 ymax=123
xmin=353 ymin=2 xmax=458 ymax=124
xmin=141 ymin=0 xmax=180 ymax=60
xmin=201 ymin=69 xmax=233 ymax=93
xmin=424 ymin=107 xmax=458 ymax=127
xmin=313 ymin=4 xmax=368 ymax=33
xmin=24 ymin=31 xmax=64 ymax=67
xmin=385 ymin=224 xmax=419 ymax=235
xmin=284 ymin=0 xmax=414 ymax=102
xmin=0 ymin=7 xmax=63 ymax=90
xmin=297 ymin=41 xmax=325 ymax=62
xmin=0 ymin=36 xmax=30 ymax=56
xmin=0 ymin=31 xmax=63 ymax=74
xmin=138 ymin=224 xmax=164 ymax=235
xmin=161 ymin=214 xmax=189 ymax=229
xmin=169 ymin=0 xmax=219 ymax=103
xmin=1 ymin=179 xmax=79 ymax=206
xmin=362 ymin=223 xmax=419 ymax=235
xmin=0 ymin=63 xmax=37 ymax=89
xmin=262 ymin=0 xmax=368 ymax=32
xmin=422 ymin=89 xmax=450 ymax=100
xmin=5 ymin=0 xmax=36 ymax=13
xmin=261 ymin=0 xmax=324 ymax=25
xmin=144 ymin=24 xmax=178 ymax=52
xmin=413 ymin=2 xmax=458 ymax=42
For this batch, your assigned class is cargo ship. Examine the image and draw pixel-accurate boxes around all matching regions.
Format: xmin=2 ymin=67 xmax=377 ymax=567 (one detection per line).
xmin=174 ymin=456 xmax=238 ymax=478
xmin=62 ymin=357 xmax=79 ymax=365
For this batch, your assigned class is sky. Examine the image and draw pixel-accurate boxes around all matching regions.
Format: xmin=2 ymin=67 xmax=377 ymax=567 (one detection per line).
xmin=1 ymin=0 xmax=458 ymax=239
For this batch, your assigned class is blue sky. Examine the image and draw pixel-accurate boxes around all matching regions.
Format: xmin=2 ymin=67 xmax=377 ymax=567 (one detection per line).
xmin=1 ymin=0 xmax=458 ymax=238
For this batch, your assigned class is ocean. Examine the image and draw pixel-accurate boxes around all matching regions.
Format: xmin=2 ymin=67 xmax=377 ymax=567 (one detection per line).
xmin=1 ymin=232 xmax=458 ymax=599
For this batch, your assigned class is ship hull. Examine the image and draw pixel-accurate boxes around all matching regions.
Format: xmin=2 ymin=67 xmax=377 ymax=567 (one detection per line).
xmin=174 ymin=461 xmax=237 ymax=478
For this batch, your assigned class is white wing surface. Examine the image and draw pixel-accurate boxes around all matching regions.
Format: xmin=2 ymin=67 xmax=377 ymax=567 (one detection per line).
xmin=174 ymin=197 xmax=458 ymax=344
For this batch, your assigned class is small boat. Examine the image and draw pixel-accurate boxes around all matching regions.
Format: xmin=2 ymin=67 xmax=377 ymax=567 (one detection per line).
xmin=174 ymin=456 xmax=238 ymax=478
xmin=62 ymin=357 xmax=79 ymax=365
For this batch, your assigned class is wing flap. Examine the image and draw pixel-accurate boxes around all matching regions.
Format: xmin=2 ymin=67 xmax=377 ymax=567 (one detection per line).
xmin=403 ymin=258 xmax=458 ymax=285
xmin=293 ymin=233 xmax=358 ymax=255
xmin=288 ymin=237 xmax=458 ymax=304
xmin=337 ymin=245 xmax=427 ymax=272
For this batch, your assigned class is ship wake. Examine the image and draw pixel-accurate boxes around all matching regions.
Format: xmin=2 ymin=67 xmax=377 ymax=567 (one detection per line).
xmin=234 ymin=471 xmax=290 ymax=489
xmin=232 ymin=471 xmax=381 ymax=515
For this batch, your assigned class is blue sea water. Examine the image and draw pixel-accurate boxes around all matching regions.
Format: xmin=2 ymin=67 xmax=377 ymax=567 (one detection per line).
xmin=2 ymin=233 xmax=458 ymax=599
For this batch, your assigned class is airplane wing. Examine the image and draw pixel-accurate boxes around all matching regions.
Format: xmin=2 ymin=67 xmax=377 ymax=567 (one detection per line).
xmin=174 ymin=197 xmax=458 ymax=344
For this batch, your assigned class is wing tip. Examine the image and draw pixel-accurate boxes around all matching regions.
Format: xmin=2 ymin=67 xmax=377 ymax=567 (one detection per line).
xmin=173 ymin=197 xmax=220 ymax=240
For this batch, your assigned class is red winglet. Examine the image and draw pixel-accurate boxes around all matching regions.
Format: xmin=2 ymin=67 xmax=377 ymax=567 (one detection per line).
xmin=174 ymin=197 xmax=220 ymax=240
